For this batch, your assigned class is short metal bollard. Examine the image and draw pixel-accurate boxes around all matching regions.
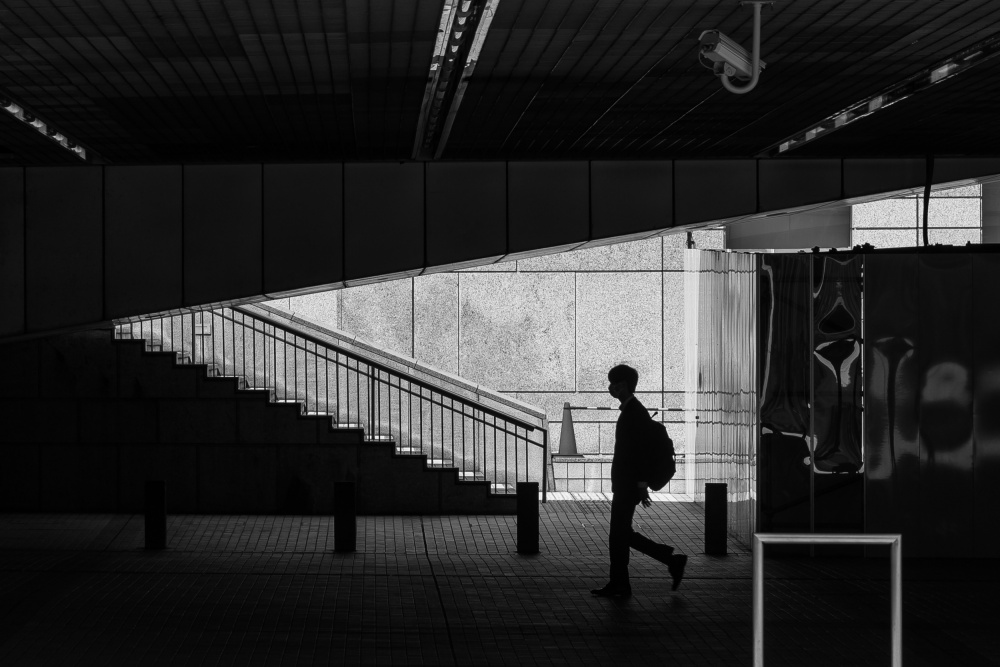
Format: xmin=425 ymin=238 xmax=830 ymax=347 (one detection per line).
xmin=334 ymin=481 xmax=356 ymax=553
xmin=704 ymin=482 xmax=727 ymax=555
xmin=516 ymin=482 xmax=539 ymax=554
xmin=144 ymin=480 xmax=166 ymax=550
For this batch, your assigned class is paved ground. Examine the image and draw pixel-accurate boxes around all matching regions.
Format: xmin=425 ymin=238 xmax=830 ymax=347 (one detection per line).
xmin=1 ymin=498 xmax=997 ymax=666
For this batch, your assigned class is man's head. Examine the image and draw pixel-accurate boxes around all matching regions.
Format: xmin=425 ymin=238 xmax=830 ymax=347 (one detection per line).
xmin=607 ymin=364 xmax=639 ymax=400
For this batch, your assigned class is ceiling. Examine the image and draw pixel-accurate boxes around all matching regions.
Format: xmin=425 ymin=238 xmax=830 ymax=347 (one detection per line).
xmin=1 ymin=0 xmax=998 ymax=165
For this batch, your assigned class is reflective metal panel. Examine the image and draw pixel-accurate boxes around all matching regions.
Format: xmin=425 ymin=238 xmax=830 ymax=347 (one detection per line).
xmin=973 ymin=254 xmax=1000 ymax=557
xmin=812 ymin=254 xmax=863 ymax=474
xmin=758 ymin=254 xmax=810 ymax=533
xmin=864 ymin=254 xmax=921 ymax=545
xmin=759 ymin=255 xmax=810 ymax=436
xmin=917 ymin=254 xmax=975 ymax=557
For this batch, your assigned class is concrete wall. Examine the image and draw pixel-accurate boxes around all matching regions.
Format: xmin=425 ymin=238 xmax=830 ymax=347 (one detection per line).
xmin=266 ymin=231 xmax=725 ymax=493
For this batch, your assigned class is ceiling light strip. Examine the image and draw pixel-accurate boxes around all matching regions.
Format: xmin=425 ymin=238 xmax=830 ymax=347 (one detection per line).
xmin=761 ymin=32 xmax=1000 ymax=156
xmin=412 ymin=0 xmax=462 ymax=159
xmin=412 ymin=0 xmax=497 ymax=160
xmin=1 ymin=96 xmax=88 ymax=160
xmin=434 ymin=0 xmax=499 ymax=158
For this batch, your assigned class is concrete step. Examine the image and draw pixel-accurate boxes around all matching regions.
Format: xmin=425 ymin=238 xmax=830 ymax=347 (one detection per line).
xmin=116 ymin=326 xmax=521 ymax=512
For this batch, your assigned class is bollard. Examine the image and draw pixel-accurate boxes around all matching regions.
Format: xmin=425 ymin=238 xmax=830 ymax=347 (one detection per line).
xmin=516 ymin=482 xmax=539 ymax=554
xmin=705 ymin=482 xmax=728 ymax=555
xmin=334 ymin=481 xmax=356 ymax=553
xmin=144 ymin=480 xmax=166 ymax=550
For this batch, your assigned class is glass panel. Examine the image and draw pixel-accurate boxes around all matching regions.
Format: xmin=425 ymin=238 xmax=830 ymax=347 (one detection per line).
xmin=928 ymin=198 xmax=981 ymax=227
xmin=852 ymin=228 xmax=917 ymax=248
xmin=851 ymin=199 xmax=916 ymax=228
xmin=933 ymin=184 xmax=981 ymax=197
xmin=693 ymin=250 xmax=757 ymax=543
xmin=928 ymin=228 xmax=981 ymax=246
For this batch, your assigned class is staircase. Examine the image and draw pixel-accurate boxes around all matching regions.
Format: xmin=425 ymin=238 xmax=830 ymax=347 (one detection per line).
xmin=114 ymin=304 xmax=549 ymax=514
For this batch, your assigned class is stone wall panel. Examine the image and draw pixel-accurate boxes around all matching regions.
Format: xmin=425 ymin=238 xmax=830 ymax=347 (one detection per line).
xmin=576 ymin=272 xmax=662 ymax=392
xmin=459 ymin=272 xmax=575 ymax=391
xmin=340 ymin=279 xmax=414 ymax=357
xmin=414 ymin=273 xmax=459 ymax=374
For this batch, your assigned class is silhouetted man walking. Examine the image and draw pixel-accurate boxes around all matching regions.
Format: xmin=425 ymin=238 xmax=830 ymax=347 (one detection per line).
xmin=591 ymin=364 xmax=687 ymax=598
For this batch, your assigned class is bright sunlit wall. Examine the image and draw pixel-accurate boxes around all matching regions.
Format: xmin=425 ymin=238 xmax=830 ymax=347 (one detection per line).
xmin=852 ymin=184 xmax=982 ymax=248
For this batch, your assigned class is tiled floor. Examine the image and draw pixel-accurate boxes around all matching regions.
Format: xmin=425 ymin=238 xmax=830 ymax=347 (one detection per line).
xmin=0 ymin=503 xmax=996 ymax=666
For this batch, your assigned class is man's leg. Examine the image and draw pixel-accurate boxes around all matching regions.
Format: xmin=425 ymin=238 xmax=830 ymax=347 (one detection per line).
xmin=608 ymin=491 xmax=636 ymax=588
xmin=630 ymin=531 xmax=674 ymax=564
xmin=631 ymin=526 xmax=687 ymax=591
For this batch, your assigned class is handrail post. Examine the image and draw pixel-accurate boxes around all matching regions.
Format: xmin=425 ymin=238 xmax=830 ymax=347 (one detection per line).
xmin=752 ymin=534 xmax=764 ymax=665
xmin=891 ymin=536 xmax=902 ymax=666
xmin=541 ymin=430 xmax=548 ymax=504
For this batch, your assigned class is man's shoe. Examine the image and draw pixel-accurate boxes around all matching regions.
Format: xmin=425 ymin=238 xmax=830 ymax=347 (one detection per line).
xmin=590 ymin=584 xmax=632 ymax=598
xmin=651 ymin=544 xmax=675 ymax=565
xmin=669 ymin=554 xmax=687 ymax=591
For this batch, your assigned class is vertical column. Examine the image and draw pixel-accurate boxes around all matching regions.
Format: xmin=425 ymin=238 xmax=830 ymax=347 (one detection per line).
xmin=982 ymin=181 xmax=1000 ymax=244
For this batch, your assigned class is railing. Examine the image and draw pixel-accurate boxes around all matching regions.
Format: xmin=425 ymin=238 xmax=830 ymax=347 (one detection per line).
xmin=753 ymin=533 xmax=902 ymax=667
xmin=114 ymin=305 xmax=548 ymax=501
xmin=554 ymin=404 xmax=692 ymax=494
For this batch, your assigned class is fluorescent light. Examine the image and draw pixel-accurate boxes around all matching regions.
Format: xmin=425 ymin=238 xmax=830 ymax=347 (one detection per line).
xmin=762 ymin=31 xmax=1000 ymax=156
xmin=0 ymin=94 xmax=89 ymax=160
xmin=930 ymin=63 xmax=956 ymax=83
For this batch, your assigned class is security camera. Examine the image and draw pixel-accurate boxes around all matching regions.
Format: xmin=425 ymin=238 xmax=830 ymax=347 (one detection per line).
xmin=697 ymin=1 xmax=770 ymax=95
xmin=698 ymin=30 xmax=766 ymax=80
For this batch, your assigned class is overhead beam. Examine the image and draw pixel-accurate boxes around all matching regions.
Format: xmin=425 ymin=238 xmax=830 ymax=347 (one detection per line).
xmin=3 ymin=156 xmax=1000 ymax=341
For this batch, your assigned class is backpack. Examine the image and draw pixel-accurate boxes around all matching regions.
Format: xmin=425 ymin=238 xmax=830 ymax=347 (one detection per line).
xmin=644 ymin=418 xmax=677 ymax=492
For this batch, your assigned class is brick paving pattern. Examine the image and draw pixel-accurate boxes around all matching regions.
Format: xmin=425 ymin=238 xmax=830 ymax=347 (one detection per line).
xmin=0 ymin=503 xmax=996 ymax=666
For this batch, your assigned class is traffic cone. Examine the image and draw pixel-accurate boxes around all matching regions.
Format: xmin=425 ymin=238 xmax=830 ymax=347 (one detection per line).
xmin=558 ymin=402 xmax=579 ymax=456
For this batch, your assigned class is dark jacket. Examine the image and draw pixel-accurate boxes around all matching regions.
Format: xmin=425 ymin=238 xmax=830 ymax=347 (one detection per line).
xmin=610 ymin=396 xmax=651 ymax=493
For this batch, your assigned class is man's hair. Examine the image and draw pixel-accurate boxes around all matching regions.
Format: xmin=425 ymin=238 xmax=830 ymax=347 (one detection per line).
xmin=607 ymin=364 xmax=639 ymax=393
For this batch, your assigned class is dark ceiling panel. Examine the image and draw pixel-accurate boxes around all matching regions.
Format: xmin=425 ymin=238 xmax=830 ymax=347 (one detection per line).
xmin=0 ymin=0 xmax=997 ymax=164
xmin=790 ymin=54 xmax=1000 ymax=158
xmin=447 ymin=0 xmax=1000 ymax=159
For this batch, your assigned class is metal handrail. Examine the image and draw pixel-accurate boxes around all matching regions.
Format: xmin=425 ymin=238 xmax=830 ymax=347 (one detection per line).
xmin=114 ymin=307 xmax=548 ymax=502
xmin=238 ymin=303 xmax=546 ymax=431
xmin=753 ymin=533 xmax=902 ymax=667
xmin=245 ymin=302 xmax=546 ymax=428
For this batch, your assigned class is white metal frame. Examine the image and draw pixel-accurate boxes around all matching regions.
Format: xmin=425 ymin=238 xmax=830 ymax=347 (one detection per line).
xmin=753 ymin=533 xmax=903 ymax=667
